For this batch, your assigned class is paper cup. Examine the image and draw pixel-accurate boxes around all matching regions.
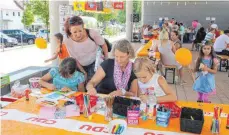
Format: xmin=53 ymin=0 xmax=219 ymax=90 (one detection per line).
xmin=29 ymin=77 xmax=41 ymax=89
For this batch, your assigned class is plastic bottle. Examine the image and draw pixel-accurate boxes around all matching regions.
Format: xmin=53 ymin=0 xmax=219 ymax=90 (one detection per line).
xmin=147 ymin=88 xmax=157 ymax=119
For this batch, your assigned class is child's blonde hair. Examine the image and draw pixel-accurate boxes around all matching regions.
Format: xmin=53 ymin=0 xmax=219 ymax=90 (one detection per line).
xmin=133 ymin=57 xmax=156 ymax=75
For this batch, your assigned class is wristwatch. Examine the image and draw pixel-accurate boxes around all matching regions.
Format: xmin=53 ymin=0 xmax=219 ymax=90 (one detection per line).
xmin=121 ymin=88 xmax=126 ymax=96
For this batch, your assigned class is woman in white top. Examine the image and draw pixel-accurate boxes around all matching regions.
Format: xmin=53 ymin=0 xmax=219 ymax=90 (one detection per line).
xmin=153 ymin=29 xmax=186 ymax=84
xmin=133 ymin=57 xmax=177 ymax=103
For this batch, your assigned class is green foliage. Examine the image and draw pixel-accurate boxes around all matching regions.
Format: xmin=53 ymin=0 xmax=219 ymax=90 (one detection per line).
xmin=81 ymin=11 xmax=96 ymax=18
xmin=97 ymin=13 xmax=116 ymax=22
xmin=105 ymin=27 xmax=113 ymax=37
xmin=116 ymin=9 xmax=126 ymax=24
xmin=133 ymin=0 xmax=142 ymax=15
xmin=21 ymin=6 xmax=34 ymax=26
xmin=27 ymin=0 xmax=49 ymax=27
xmin=26 ymin=0 xmax=49 ymax=41
xmin=105 ymin=27 xmax=121 ymax=37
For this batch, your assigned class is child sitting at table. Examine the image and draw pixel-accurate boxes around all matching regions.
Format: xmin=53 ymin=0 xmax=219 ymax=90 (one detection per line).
xmin=133 ymin=57 xmax=177 ymax=103
xmin=192 ymin=41 xmax=218 ymax=103
xmin=39 ymin=57 xmax=85 ymax=92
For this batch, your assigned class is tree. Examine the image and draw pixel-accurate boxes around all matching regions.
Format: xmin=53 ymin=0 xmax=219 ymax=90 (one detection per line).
xmin=115 ymin=1 xmax=126 ymax=24
xmin=21 ymin=6 xmax=34 ymax=27
xmin=97 ymin=13 xmax=116 ymax=23
xmin=116 ymin=9 xmax=126 ymax=24
xmin=80 ymin=11 xmax=96 ymax=18
xmin=133 ymin=0 xmax=141 ymax=15
xmin=27 ymin=0 xmax=49 ymax=41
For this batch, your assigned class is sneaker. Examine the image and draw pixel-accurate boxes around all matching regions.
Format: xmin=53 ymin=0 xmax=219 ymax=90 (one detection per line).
xmin=197 ymin=100 xmax=203 ymax=103
xmin=179 ymin=80 xmax=187 ymax=85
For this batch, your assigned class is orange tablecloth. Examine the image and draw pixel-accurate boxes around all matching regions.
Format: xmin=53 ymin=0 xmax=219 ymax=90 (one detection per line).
xmin=1 ymin=91 xmax=229 ymax=135
xmin=137 ymin=40 xmax=153 ymax=57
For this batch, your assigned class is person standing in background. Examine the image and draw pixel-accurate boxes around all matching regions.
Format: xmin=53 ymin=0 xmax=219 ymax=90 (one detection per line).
xmin=192 ymin=27 xmax=206 ymax=51
xmin=179 ymin=23 xmax=185 ymax=44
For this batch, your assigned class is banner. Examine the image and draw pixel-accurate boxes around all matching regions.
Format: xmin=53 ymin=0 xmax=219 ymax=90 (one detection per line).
xmin=96 ymin=1 xmax=104 ymax=12
xmin=103 ymin=0 xmax=113 ymax=13
xmin=1 ymin=109 xmax=189 ymax=135
xmin=113 ymin=2 xmax=124 ymax=10
xmin=85 ymin=1 xmax=97 ymax=11
xmin=73 ymin=1 xmax=85 ymax=11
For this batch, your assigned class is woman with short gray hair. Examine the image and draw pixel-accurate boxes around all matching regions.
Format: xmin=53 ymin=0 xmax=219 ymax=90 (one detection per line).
xmin=87 ymin=39 xmax=138 ymax=96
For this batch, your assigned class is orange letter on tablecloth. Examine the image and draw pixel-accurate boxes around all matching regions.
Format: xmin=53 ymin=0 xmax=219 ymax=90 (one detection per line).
xmin=92 ymin=127 xmax=104 ymax=132
xmin=79 ymin=125 xmax=92 ymax=131
xmin=26 ymin=117 xmax=38 ymax=121
xmin=144 ymin=132 xmax=156 ymax=135
xmin=26 ymin=117 xmax=56 ymax=125
xmin=0 ymin=111 xmax=8 ymax=116
xmin=44 ymin=120 xmax=56 ymax=124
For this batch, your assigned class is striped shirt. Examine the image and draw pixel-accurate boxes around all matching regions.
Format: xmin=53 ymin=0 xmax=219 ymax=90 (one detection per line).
xmin=203 ymin=32 xmax=215 ymax=44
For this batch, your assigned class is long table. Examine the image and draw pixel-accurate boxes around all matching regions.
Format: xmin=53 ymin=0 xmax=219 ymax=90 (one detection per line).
xmin=1 ymin=90 xmax=229 ymax=135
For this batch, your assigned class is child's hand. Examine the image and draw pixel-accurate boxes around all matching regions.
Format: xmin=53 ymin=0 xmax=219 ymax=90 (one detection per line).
xmin=48 ymin=84 xmax=56 ymax=91
xmin=199 ymin=63 xmax=205 ymax=69
xmin=139 ymin=95 xmax=148 ymax=103
xmin=61 ymin=87 xmax=71 ymax=92
xmin=202 ymin=65 xmax=209 ymax=71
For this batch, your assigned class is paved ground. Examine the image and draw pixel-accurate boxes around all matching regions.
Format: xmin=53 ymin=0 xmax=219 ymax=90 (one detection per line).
xmin=133 ymin=42 xmax=229 ymax=104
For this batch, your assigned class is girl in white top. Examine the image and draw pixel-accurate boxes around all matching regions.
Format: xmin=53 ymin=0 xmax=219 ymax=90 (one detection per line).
xmin=133 ymin=57 xmax=177 ymax=103
xmin=154 ymin=29 xmax=186 ymax=85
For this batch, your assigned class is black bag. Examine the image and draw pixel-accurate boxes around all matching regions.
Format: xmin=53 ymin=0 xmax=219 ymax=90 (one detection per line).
xmin=113 ymin=96 xmax=141 ymax=117
xmin=85 ymin=29 xmax=112 ymax=52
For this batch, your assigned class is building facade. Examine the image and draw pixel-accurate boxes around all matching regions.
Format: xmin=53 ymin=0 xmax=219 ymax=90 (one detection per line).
xmin=142 ymin=1 xmax=229 ymax=30
xmin=0 ymin=1 xmax=24 ymax=30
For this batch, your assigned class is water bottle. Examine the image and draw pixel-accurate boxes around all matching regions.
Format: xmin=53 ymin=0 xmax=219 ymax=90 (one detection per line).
xmin=147 ymin=89 xmax=157 ymax=119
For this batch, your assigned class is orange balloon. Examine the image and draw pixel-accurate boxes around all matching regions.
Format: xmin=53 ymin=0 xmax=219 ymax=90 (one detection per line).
xmin=175 ymin=48 xmax=192 ymax=66
xmin=35 ymin=38 xmax=47 ymax=49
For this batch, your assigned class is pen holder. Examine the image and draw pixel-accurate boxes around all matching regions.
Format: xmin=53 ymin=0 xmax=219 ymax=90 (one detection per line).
xmin=211 ymin=118 xmax=220 ymax=134
xmin=180 ymin=107 xmax=204 ymax=134
xmin=127 ymin=109 xmax=140 ymax=125
xmin=104 ymin=96 xmax=114 ymax=121
xmin=29 ymin=77 xmax=41 ymax=89
xmin=156 ymin=110 xmax=171 ymax=127
xmin=159 ymin=102 xmax=181 ymax=118
xmin=113 ymin=96 xmax=141 ymax=117
xmin=83 ymin=94 xmax=91 ymax=118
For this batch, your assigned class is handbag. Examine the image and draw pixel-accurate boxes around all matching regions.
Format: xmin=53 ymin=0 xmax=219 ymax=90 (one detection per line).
xmin=85 ymin=29 xmax=112 ymax=52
